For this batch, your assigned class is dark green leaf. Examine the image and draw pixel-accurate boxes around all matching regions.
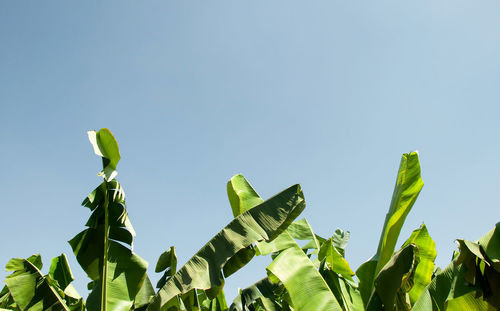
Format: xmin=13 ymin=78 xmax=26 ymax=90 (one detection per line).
xmin=367 ymin=244 xmax=418 ymax=311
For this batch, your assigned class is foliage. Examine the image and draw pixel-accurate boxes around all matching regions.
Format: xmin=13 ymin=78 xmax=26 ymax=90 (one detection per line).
xmin=1 ymin=129 xmax=498 ymax=311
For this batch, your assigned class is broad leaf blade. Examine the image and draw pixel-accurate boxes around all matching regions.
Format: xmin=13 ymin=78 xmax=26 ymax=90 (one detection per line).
xmin=401 ymin=224 xmax=436 ymax=303
xmin=227 ymin=174 xmax=263 ymax=217
xmin=70 ymin=139 xmax=148 ymax=311
xmin=49 ymin=254 xmax=75 ymax=291
xmin=155 ymin=246 xmax=178 ymax=289
xmin=4 ymin=256 xmax=71 ymax=311
xmin=367 ymin=244 xmax=418 ymax=311
xmin=266 ymin=238 xmax=343 ymax=311
xmin=88 ymin=128 xmax=121 ymax=181
xmin=318 ymin=238 xmax=355 ymax=280
xmin=357 ymin=151 xmax=423 ymax=304
xmin=146 ymin=184 xmax=305 ymax=311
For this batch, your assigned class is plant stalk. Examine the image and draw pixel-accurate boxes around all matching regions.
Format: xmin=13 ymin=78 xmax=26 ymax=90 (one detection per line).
xmin=101 ymin=182 xmax=109 ymax=311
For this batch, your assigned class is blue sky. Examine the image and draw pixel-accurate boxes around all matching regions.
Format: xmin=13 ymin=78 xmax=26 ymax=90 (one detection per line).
xmin=1 ymin=0 xmax=499 ymax=302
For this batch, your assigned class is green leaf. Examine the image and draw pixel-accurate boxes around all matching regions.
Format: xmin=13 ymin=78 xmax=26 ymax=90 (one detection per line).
xmin=84 ymin=242 xmax=148 ymax=311
xmin=331 ymin=229 xmax=350 ymax=251
xmin=445 ymin=291 xmax=497 ymax=311
xmin=266 ymin=239 xmax=343 ymax=311
xmin=255 ymin=231 xmax=297 ymax=256
xmin=146 ymin=184 xmax=305 ymax=311
xmin=4 ymin=255 xmax=71 ymax=311
xmin=401 ymin=224 xmax=436 ymax=304
xmin=320 ymin=269 xmax=364 ymax=311
xmin=287 ymin=218 xmax=322 ymax=251
xmin=357 ymin=151 xmax=424 ymax=305
xmin=199 ymin=289 xmax=228 ymax=311
xmin=223 ymin=246 xmax=256 ymax=278
xmin=226 ymin=174 xmax=264 ymax=278
xmin=455 ymin=223 xmax=500 ymax=309
xmin=227 ymin=174 xmax=264 ymax=217
xmin=155 ymin=246 xmax=177 ymax=289
xmin=49 ymin=254 xmax=74 ymax=291
xmin=411 ymin=261 xmax=466 ymax=311
xmin=366 ymin=244 xmax=419 ymax=311
xmin=4 ymin=272 xmax=36 ymax=310
xmin=478 ymin=222 xmax=500 ymax=271
xmin=318 ymin=238 xmax=355 ymax=281
xmin=155 ymin=246 xmax=177 ymax=273
xmin=88 ymin=128 xmax=121 ymax=181
xmin=255 ymin=218 xmax=323 ymax=256
xmin=229 ymin=277 xmax=281 ymax=311
xmin=411 ymin=226 xmax=500 ymax=311
xmin=69 ymin=179 xmax=148 ymax=311
xmin=134 ymin=276 xmax=155 ymax=310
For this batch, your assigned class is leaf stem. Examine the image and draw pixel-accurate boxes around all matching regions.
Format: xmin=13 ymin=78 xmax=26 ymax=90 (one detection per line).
xmin=101 ymin=182 xmax=109 ymax=311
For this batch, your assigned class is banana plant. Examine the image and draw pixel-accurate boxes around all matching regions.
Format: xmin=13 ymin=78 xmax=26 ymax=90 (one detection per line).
xmin=2 ymin=130 xmax=499 ymax=311
xmin=69 ymin=129 xmax=149 ymax=311
xmin=0 ymin=254 xmax=83 ymax=311
xmin=226 ymin=174 xmax=346 ymax=311
xmin=356 ymin=151 xmax=424 ymax=307
xmin=145 ymin=182 xmax=306 ymax=310
xmin=411 ymin=223 xmax=500 ymax=311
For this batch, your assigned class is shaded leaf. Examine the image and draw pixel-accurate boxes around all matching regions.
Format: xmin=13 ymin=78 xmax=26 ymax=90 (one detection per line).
xmin=155 ymin=246 xmax=177 ymax=289
xmin=367 ymin=244 xmax=418 ymax=311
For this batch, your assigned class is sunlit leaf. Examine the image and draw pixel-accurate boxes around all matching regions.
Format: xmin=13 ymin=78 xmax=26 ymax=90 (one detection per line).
xmin=401 ymin=224 xmax=436 ymax=304
xmin=357 ymin=152 xmax=424 ymax=305
xmin=146 ymin=184 xmax=305 ymax=310
xmin=267 ymin=240 xmax=343 ymax=311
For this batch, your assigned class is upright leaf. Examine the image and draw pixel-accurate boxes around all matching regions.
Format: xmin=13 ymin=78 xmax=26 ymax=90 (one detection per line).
xmin=88 ymin=129 xmax=121 ymax=181
xmin=155 ymin=246 xmax=177 ymax=289
xmin=69 ymin=129 xmax=148 ymax=311
xmin=357 ymin=152 xmax=424 ymax=305
xmin=225 ymin=175 xmax=262 ymax=277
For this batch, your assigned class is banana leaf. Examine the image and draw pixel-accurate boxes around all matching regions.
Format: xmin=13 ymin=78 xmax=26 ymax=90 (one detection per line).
xmin=366 ymin=244 xmax=419 ymax=311
xmin=69 ymin=129 xmax=148 ymax=311
xmin=412 ymin=224 xmax=500 ymax=310
xmin=318 ymin=234 xmax=362 ymax=311
xmin=400 ymin=224 xmax=436 ymax=304
xmin=357 ymin=152 xmax=424 ymax=305
xmin=227 ymin=174 xmax=264 ymax=217
xmin=229 ymin=277 xmax=282 ymax=311
xmin=1 ymin=254 xmax=82 ymax=311
xmin=266 ymin=239 xmax=343 ymax=311
xmin=146 ymin=184 xmax=305 ymax=311
xmin=155 ymin=246 xmax=178 ymax=289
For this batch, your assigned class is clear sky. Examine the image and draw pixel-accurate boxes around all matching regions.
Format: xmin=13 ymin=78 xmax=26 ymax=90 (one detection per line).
xmin=1 ymin=0 xmax=499 ymax=303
